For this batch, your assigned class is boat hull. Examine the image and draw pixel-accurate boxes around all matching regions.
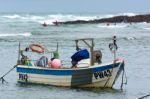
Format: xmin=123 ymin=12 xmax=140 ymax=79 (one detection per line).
xmin=16 ymin=60 xmax=124 ymax=88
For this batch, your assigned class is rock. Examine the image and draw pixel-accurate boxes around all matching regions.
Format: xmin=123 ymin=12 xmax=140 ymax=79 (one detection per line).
xmin=59 ymin=14 xmax=150 ymax=24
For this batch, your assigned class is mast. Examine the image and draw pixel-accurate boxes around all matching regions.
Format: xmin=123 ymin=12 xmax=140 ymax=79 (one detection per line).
xmin=17 ymin=42 xmax=21 ymax=64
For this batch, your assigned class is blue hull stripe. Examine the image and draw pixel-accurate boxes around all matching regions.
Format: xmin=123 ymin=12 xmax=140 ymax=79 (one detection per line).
xmin=16 ymin=63 xmax=120 ymax=76
xmin=92 ymin=63 xmax=119 ymax=72
xmin=16 ymin=67 xmax=72 ymax=76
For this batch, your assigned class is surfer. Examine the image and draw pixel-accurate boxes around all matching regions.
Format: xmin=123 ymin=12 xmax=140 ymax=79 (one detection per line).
xmin=42 ymin=22 xmax=48 ymax=27
xmin=53 ymin=20 xmax=59 ymax=26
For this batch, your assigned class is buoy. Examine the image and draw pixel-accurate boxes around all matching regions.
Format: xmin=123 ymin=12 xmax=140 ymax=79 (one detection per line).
xmin=51 ymin=59 xmax=61 ymax=69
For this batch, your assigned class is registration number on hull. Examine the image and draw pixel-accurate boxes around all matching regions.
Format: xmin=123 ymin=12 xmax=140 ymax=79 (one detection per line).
xmin=19 ymin=73 xmax=28 ymax=82
xmin=94 ymin=70 xmax=112 ymax=79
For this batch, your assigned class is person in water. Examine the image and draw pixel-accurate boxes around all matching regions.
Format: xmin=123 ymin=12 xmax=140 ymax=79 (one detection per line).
xmin=53 ymin=20 xmax=59 ymax=26
xmin=42 ymin=22 xmax=48 ymax=27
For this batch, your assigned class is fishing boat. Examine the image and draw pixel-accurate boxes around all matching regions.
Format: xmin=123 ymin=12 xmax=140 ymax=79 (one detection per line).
xmin=16 ymin=37 xmax=125 ymax=88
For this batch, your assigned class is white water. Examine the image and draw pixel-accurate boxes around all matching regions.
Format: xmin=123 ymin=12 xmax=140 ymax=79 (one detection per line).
xmin=0 ymin=32 xmax=32 ymax=37
xmin=97 ymin=24 xmax=128 ymax=28
xmin=0 ymin=13 xmax=138 ymax=25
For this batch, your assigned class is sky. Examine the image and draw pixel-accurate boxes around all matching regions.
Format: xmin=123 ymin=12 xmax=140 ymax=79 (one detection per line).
xmin=0 ymin=0 xmax=150 ymax=13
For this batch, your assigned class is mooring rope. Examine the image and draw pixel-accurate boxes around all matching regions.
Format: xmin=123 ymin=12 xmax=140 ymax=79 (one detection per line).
xmin=120 ymin=62 xmax=127 ymax=90
xmin=0 ymin=65 xmax=17 ymax=84
xmin=120 ymin=63 xmax=125 ymax=90
xmin=139 ymin=94 xmax=150 ymax=99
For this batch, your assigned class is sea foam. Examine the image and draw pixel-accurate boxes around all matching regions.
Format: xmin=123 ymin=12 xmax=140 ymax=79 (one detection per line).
xmin=0 ymin=32 xmax=32 ymax=37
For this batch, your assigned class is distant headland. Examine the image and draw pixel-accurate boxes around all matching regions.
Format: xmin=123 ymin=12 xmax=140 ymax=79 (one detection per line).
xmin=59 ymin=14 xmax=150 ymax=24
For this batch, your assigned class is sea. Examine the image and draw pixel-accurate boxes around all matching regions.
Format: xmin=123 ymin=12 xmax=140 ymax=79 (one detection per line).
xmin=0 ymin=12 xmax=150 ymax=99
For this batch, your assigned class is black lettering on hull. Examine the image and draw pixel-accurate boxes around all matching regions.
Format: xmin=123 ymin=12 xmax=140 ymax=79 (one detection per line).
xmin=94 ymin=70 xmax=112 ymax=79
xmin=19 ymin=74 xmax=28 ymax=82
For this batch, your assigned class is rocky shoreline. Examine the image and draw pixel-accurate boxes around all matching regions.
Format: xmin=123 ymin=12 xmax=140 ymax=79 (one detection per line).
xmin=59 ymin=14 xmax=150 ymax=24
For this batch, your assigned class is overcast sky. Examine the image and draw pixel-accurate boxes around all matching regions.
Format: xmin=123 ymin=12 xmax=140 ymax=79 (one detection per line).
xmin=0 ymin=0 xmax=150 ymax=13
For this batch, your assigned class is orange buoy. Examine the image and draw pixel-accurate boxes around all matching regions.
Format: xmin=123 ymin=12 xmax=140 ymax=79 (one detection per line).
xmin=29 ymin=44 xmax=45 ymax=53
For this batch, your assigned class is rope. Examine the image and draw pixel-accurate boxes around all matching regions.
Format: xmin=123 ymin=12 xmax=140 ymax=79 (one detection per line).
xmin=0 ymin=65 xmax=17 ymax=84
xmin=124 ymin=70 xmax=128 ymax=84
xmin=120 ymin=62 xmax=127 ymax=90
xmin=120 ymin=64 xmax=125 ymax=90
xmin=139 ymin=94 xmax=150 ymax=99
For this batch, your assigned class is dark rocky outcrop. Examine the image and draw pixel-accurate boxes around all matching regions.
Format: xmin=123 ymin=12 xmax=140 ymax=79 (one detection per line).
xmin=59 ymin=14 xmax=150 ymax=24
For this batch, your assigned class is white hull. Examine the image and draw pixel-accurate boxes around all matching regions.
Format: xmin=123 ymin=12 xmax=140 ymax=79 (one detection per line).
xmin=16 ymin=60 xmax=124 ymax=88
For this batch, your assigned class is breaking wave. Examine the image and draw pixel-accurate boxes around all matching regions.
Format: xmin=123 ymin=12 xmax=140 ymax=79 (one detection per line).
xmin=0 ymin=13 xmax=138 ymax=25
xmin=97 ymin=24 xmax=127 ymax=28
xmin=0 ymin=32 xmax=32 ymax=37
xmin=118 ymin=13 xmax=137 ymax=16
xmin=1 ymin=14 xmax=21 ymax=19
xmin=142 ymin=27 xmax=150 ymax=30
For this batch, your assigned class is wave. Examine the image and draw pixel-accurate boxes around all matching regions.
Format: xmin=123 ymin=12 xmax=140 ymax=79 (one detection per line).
xmin=97 ymin=13 xmax=137 ymax=20
xmin=38 ymin=14 xmax=98 ymax=25
xmin=0 ymin=13 xmax=138 ymax=23
xmin=118 ymin=13 xmax=137 ymax=16
xmin=1 ymin=14 xmax=21 ymax=19
xmin=97 ymin=24 xmax=127 ymax=28
xmin=143 ymin=27 xmax=150 ymax=30
xmin=125 ymin=37 xmax=136 ymax=40
xmin=0 ymin=32 xmax=32 ymax=37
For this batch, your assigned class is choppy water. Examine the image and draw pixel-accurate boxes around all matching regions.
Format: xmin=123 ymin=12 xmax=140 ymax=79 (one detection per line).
xmin=0 ymin=13 xmax=150 ymax=99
